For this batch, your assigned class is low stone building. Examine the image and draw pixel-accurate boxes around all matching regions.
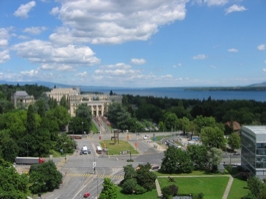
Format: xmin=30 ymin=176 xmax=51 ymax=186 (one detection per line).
xmin=46 ymin=87 xmax=122 ymax=117
xmin=12 ymin=91 xmax=35 ymax=108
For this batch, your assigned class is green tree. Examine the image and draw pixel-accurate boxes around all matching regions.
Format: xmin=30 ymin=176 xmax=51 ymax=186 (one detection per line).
xmin=187 ymin=145 xmax=207 ymax=170
xmin=247 ymin=176 xmax=265 ymax=198
xmin=0 ymin=130 xmax=19 ymax=162
xmin=122 ymin=178 xmax=138 ymax=194
xmin=206 ymin=147 xmax=223 ymax=171
xmin=123 ymin=164 xmax=137 ymax=180
xmin=136 ymin=163 xmax=157 ymax=191
xmin=201 ymin=126 xmax=225 ymax=149
xmin=29 ymin=160 xmax=62 ymax=194
xmin=163 ymin=112 xmax=177 ymax=131
xmin=99 ymin=178 xmax=117 ymax=199
xmin=107 ymin=103 xmax=131 ymax=130
xmin=228 ymin=132 xmax=240 ymax=152
xmin=26 ymin=104 xmax=37 ymax=135
xmin=60 ymin=95 xmax=69 ymax=109
xmin=0 ymin=158 xmax=28 ymax=198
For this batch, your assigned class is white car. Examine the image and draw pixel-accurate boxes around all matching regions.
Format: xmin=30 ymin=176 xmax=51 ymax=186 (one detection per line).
xmin=143 ymin=135 xmax=150 ymax=140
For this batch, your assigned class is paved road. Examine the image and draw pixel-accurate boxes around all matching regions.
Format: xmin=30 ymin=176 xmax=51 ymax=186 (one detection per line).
xmin=42 ymin=132 xmax=241 ymax=199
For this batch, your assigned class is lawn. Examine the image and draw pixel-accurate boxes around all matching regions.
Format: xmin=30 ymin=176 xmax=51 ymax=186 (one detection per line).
xmin=228 ymin=177 xmax=249 ymax=199
xmin=91 ymin=122 xmax=99 ymax=133
xmin=99 ymin=140 xmax=138 ymax=155
xmin=116 ymin=186 xmax=157 ymax=199
xmin=158 ymin=176 xmax=230 ymax=199
xmin=155 ymin=170 xmax=229 ymax=176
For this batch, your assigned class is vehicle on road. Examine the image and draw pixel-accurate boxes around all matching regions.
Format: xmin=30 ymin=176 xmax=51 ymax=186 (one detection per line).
xmin=96 ymin=146 xmax=102 ymax=154
xmin=143 ymin=135 xmax=150 ymax=140
xmin=83 ymin=192 xmax=90 ymax=198
xmin=82 ymin=146 xmax=88 ymax=154
xmin=15 ymin=157 xmax=45 ymax=165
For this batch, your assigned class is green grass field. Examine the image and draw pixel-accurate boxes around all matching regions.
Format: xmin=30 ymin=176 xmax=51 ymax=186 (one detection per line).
xmin=228 ymin=177 xmax=249 ymax=199
xmin=116 ymin=186 xmax=157 ymax=199
xmin=158 ymin=176 xmax=229 ymax=199
xmin=91 ymin=122 xmax=99 ymax=133
xmin=99 ymin=140 xmax=138 ymax=155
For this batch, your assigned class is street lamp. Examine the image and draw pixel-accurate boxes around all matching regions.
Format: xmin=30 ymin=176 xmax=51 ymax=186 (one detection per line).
xmin=82 ymin=122 xmax=84 ymax=135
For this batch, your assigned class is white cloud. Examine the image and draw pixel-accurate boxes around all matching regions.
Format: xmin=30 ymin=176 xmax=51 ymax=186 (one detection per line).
xmin=193 ymin=54 xmax=207 ymax=60
xmin=76 ymin=71 xmax=88 ymax=77
xmin=14 ymin=1 xmax=36 ymax=18
xmin=20 ymin=70 xmax=38 ymax=76
xmin=173 ymin=63 xmax=182 ymax=68
xmin=12 ymin=40 xmax=100 ymax=67
xmin=194 ymin=0 xmax=228 ymax=6
xmin=50 ymin=7 xmax=59 ymax=15
xmin=0 ymin=50 xmax=10 ymax=63
xmin=0 ymin=40 xmax=8 ymax=48
xmin=225 ymin=4 xmax=247 ymax=15
xmin=131 ymin=58 xmax=146 ymax=65
xmin=257 ymin=44 xmax=266 ymax=51
xmin=263 ymin=68 xmax=266 ymax=72
xmin=228 ymin=48 xmax=238 ymax=52
xmin=49 ymin=0 xmax=189 ymax=44
xmin=0 ymin=28 xmax=10 ymax=47
xmin=23 ymin=26 xmax=46 ymax=35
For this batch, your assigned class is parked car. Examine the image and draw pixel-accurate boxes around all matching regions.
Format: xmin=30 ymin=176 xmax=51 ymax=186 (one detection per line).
xmin=83 ymin=192 xmax=90 ymax=198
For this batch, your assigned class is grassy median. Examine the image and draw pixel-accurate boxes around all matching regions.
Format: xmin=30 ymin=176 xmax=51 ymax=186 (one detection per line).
xmin=99 ymin=140 xmax=138 ymax=155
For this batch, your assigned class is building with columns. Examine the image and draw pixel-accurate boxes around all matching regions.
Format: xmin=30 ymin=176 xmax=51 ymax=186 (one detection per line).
xmin=46 ymin=88 xmax=122 ymax=117
xmin=12 ymin=91 xmax=35 ymax=108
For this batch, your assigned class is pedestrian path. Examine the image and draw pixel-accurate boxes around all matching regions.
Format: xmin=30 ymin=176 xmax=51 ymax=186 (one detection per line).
xmin=155 ymin=179 xmax=162 ymax=198
xmin=222 ymin=175 xmax=234 ymax=199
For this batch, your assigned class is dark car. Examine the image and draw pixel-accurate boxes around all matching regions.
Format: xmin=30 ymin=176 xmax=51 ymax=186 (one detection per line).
xmin=80 ymin=150 xmax=83 ymax=155
xmin=83 ymin=192 xmax=90 ymax=198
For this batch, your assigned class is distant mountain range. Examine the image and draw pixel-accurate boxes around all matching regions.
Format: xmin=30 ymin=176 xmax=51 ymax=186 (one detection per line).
xmin=1 ymin=80 xmax=266 ymax=91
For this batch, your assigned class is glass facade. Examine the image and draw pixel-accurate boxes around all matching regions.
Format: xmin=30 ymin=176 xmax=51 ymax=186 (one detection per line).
xmin=241 ymin=126 xmax=266 ymax=179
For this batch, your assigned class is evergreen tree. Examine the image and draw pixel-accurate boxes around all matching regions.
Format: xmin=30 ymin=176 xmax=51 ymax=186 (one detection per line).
xmin=99 ymin=178 xmax=117 ymax=199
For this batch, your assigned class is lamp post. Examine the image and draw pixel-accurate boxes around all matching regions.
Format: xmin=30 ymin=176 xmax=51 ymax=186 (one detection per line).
xmin=82 ymin=121 xmax=84 ymax=135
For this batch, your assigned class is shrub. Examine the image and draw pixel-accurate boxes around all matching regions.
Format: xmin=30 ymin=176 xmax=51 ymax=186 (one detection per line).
xmin=168 ymin=184 xmax=178 ymax=196
xmin=122 ymin=178 xmax=137 ymax=194
xmin=134 ymin=184 xmax=146 ymax=194
xmin=161 ymin=186 xmax=172 ymax=199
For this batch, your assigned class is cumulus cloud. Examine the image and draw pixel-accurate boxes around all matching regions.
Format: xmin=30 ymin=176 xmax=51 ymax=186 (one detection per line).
xmin=0 ymin=28 xmax=10 ymax=47
xmin=194 ymin=0 xmax=228 ymax=6
xmin=0 ymin=40 xmax=8 ymax=48
xmin=0 ymin=50 xmax=10 ymax=63
xmin=131 ymin=58 xmax=146 ymax=65
xmin=23 ymin=26 xmax=46 ymax=35
xmin=228 ymin=48 xmax=238 ymax=52
xmin=257 ymin=44 xmax=266 ymax=51
xmin=173 ymin=63 xmax=182 ymax=68
xmin=193 ymin=54 xmax=207 ymax=60
xmin=14 ymin=1 xmax=36 ymax=18
xmin=20 ymin=70 xmax=38 ymax=76
xmin=12 ymin=40 xmax=100 ymax=67
xmin=76 ymin=71 xmax=88 ymax=77
xmin=49 ymin=0 xmax=188 ymax=44
xmin=225 ymin=4 xmax=247 ymax=15
xmin=263 ymin=68 xmax=266 ymax=72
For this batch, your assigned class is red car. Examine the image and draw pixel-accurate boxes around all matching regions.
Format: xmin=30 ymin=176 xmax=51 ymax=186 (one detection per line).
xmin=83 ymin=192 xmax=90 ymax=198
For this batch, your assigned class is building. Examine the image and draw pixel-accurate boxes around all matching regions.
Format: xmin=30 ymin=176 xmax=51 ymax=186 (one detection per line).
xmin=241 ymin=126 xmax=266 ymax=179
xmin=46 ymin=87 xmax=122 ymax=117
xmin=12 ymin=91 xmax=35 ymax=108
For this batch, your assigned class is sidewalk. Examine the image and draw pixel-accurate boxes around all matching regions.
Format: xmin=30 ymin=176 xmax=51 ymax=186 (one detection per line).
xmin=222 ymin=175 xmax=234 ymax=199
xmin=155 ymin=179 xmax=162 ymax=198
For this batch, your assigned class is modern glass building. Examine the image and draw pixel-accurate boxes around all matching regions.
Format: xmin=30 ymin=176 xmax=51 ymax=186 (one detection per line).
xmin=241 ymin=126 xmax=266 ymax=179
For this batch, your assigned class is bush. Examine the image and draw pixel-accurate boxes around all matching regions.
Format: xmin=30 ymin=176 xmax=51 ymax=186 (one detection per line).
xmin=134 ymin=184 xmax=146 ymax=194
xmin=161 ymin=186 xmax=172 ymax=199
xmin=121 ymin=178 xmax=137 ymax=194
xmin=193 ymin=192 xmax=204 ymax=199
xmin=127 ymin=159 xmax=134 ymax=162
xmin=169 ymin=184 xmax=178 ymax=196
xmin=225 ymin=164 xmax=232 ymax=173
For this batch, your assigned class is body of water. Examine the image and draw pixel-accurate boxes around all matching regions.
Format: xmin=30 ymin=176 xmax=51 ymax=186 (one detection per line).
xmin=83 ymin=87 xmax=266 ymax=102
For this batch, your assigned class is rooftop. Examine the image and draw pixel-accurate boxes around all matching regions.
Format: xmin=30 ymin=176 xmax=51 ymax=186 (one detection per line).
xmin=242 ymin=126 xmax=266 ymax=135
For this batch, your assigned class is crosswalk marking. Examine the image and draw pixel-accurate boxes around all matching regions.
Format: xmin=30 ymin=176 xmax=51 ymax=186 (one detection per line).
xmin=66 ymin=173 xmax=124 ymax=179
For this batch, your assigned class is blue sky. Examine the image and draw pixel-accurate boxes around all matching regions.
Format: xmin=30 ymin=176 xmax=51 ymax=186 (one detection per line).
xmin=0 ymin=0 xmax=265 ymax=88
